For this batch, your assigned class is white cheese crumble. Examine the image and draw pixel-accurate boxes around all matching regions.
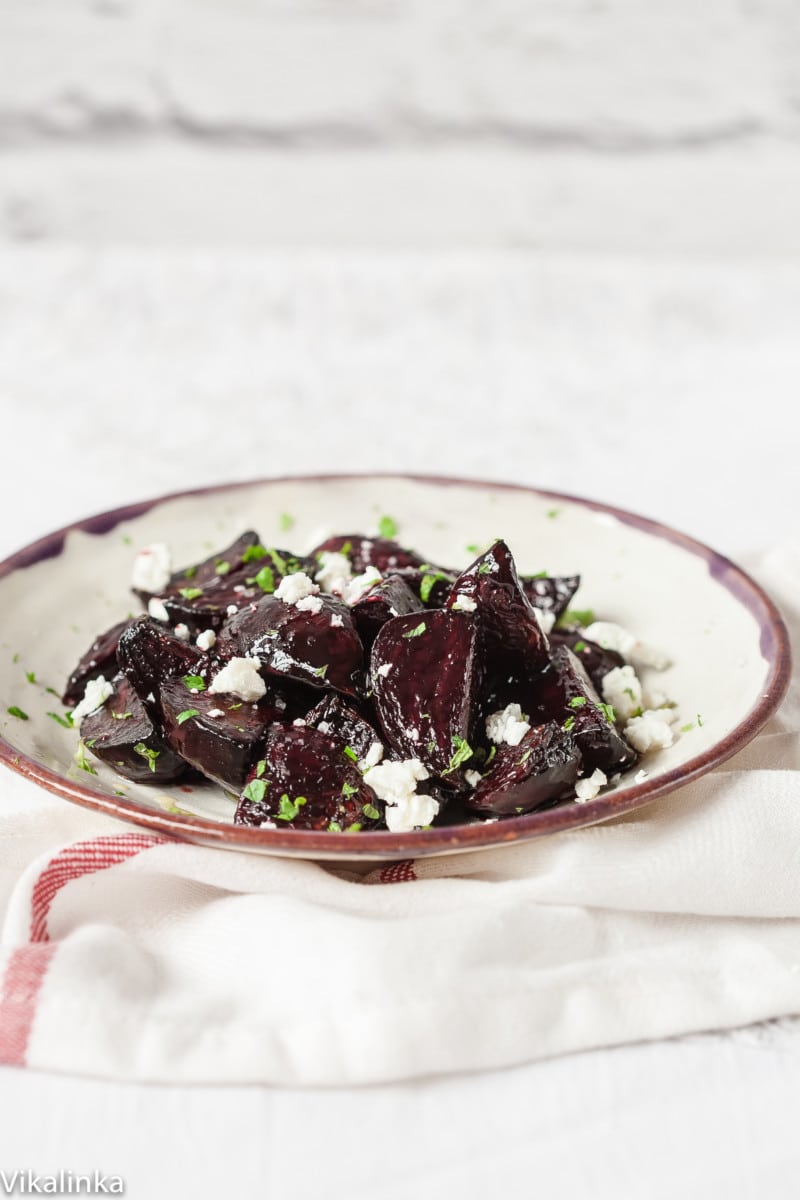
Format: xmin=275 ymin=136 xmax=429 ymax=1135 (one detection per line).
xmin=367 ymin=759 xmax=437 ymax=833
xmin=533 ymin=607 xmax=556 ymax=635
xmin=317 ymin=720 xmax=331 ymax=734
xmin=174 ymin=623 xmax=191 ymax=642
xmin=485 ymin=703 xmax=531 ymax=747
xmin=131 ymin=543 xmax=172 ymax=594
xmin=376 ymin=662 xmax=392 ymax=678
xmin=275 ymin=571 xmax=319 ymax=606
xmin=624 ymin=710 xmax=675 ymax=753
xmin=226 ymin=605 xmax=238 ymax=617
xmin=634 ymin=768 xmax=649 ymax=783
xmin=293 ymin=718 xmax=307 ymax=727
xmin=295 ymin=594 xmax=324 ymax=615
xmin=452 ymin=595 xmax=477 ymax=613
xmin=72 ymin=675 xmax=114 ymax=724
xmin=464 ymin=769 xmax=483 ymax=788
xmin=343 ymin=566 xmax=382 ymax=606
xmin=196 ymin=628 xmax=216 ymax=651
xmin=601 ymin=665 xmax=643 ymax=723
xmin=314 ymin=551 xmax=353 ymax=596
xmin=148 ymin=597 xmax=169 ymax=623
xmin=208 ymin=657 xmax=266 ymax=702
xmin=330 ymin=614 xmax=344 ymax=627
xmin=574 ymin=768 xmax=607 ymax=803
xmin=207 ymin=708 xmax=225 ymax=719
xmin=359 ymin=742 xmax=384 ymax=771
xmin=582 ymin=621 xmax=671 ymax=670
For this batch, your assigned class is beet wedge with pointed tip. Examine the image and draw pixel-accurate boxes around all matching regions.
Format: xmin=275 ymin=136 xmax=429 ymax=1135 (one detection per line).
xmin=80 ymin=673 xmax=186 ymax=784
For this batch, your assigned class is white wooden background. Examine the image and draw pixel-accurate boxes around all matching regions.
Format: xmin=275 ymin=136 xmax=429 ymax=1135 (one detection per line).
xmin=2 ymin=0 xmax=800 ymax=251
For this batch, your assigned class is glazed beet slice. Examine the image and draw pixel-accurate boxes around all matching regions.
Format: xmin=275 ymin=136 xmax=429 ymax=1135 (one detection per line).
xmin=225 ymin=595 xmax=364 ymax=697
xmin=117 ymin=617 xmax=202 ymax=722
xmin=446 ymin=540 xmax=550 ymax=676
xmin=304 ymin=693 xmax=386 ymax=762
xmin=81 ymin=674 xmax=186 ymax=784
xmin=549 ymin=630 xmax=625 ymax=693
xmin=62 ymin=618 xmax=132 ymax=707
xmin=153 ymin=565 xmax=263 ymax=635
xmin=351 ymin=576 xmax=424 ymax=650
xmin=371 ymin=609 xmax=480 ymax=781
xmin=159 ymin=677 xmax=279 ymax=791
xmin=532 ymin=645 xmax=638 ymax=774
xmin=168 ymin=530 xmax=263 ymax=593
xmin=465 ymin=721 xmax=581 ymax=817
xmin=234 ymin=725 xmax=382 ymax=831
xmin=520 ymin=574 xmax=580 ymax=621
xmin=311 ymin=534 xmax=427 ymax=576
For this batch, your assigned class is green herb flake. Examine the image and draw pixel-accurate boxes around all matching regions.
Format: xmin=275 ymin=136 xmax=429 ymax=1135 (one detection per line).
xmin=75 ymin=741 xmax=97 ymax=775
xmin=249 ymin=565 xmax=275 ymax=594
xmin=182 ymin=674 xmax=206 ymax=693
xmin=343 ymin=745 xmax=358 ymax=763
xmin=313 ymin=663 xmax=329 ymax=679
xmin=529 ymin=571 xmax=548 ymax=579
xmin=465 ymin=543 xmax=480 ymax=555
xmin=279 ymin=512 xmax=295 ymax=532
xmin=477 ymin=562 xmax=492 ymax=575
xmin=7 ymin=706 xmax=28 ymax=721
xmin=623 ymin=687 xmax=636 ymax=700
xmin=402 ymin=621 xmax=427 ymax=639
xmin=597 ymin=702 xmax=616 ymax=725
xmin=242 ymin=544 xmax=268 ymax=564
xmin=45 ymin=686 xmax=60 ymax=697
xmin=562 ymin=715 xmax=576 ymax=732
xmin=214 ymin=560 xmax=231 ymax=576
xmin=517 ymin=748 xmax=533 ymax=766
xmin=442 ymin=734 xmax=473 ymax=776
xmin=546 ymin=508 xmax=560 ymax=519
xmin=680 ymin=722 xmax=695 ymax=733
xmin=557 ymin=608 xmax=596 ymax=629
xmin=25 ymin=671 xmax=36 ymax=684
xmin=363 ymin=803 xmax=380 ymax=821
xmin=121 ymin=535 xmax=132 ymax=546
xmin=47 ymin=711 xmax=73 ymax=729
xmin=179 ymin=587 xmax=204 ymax=600
xmin=420 ymin=572 xmax=446 ymax=603
xmin=133 ymin=742 xmax=160 ymax=773
xmin=344 ymin=823 xmax=363 ymax=833
xmin=176 ymin=708 xmax=200 ymax=725
xmin=242 ymin=778 xmax=268 ymax=805
xmin=328 ymin=821 xmax=343 ymax=833
xmin=485 ymin=745 xmax=497 ymax=768
xmin=183 ymin=565 xmax=197 ymax=579
xmin=378 ymin=515 xmax=398 ymax=539
xmin=266 ymin=547 xmax=288 ymax=575
xmin=574 ymin=641 xmax=588 ymax=653
xmin=341 ymin=781 xmax=359 ymax=799
xmin=111 ymin=711 xmax=133 ymax=721
xmin=277 ymin=793 xmax=301 ymax=821
xmin=255 ymin=759 xmax=266 ymax=778
xmin=568 ymin=696 xmax=587 ymax=709
xmin=697 ymin=713 xmax=704 ymax=727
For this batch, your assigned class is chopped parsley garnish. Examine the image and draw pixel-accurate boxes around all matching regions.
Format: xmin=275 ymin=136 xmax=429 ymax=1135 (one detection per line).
xmin=562 ymin=715 xmax=576 ymax=732
xmin=568 ymin=696 xmax=587 ymax=708
xmin=597 ymin=702 xmax=616 ymax=725
xmin=529 ymin=571 xmax=548 ymax=579
xmin=574 ymin=641 xmax=588 ymax=653
xmin=546 ymin=508 xmax=560 ymax=519
xmin=111 ymin=711 xmax=133 ymax=721
xmin=25 ymin=671 xmax=36 ymax=684
xmin=312 ymin=664 xmax=329 ymax=679
xmin=242 ymin=544 xmax=268 ymax=564
xmin=182 ymin=674 xmax=206 ymax=692
xmin=133 ymin=743 xmax=160 ymax=772
xmin=279 ymin=512 xmax=295 ymax=532
xmin=485 ymin=745 xmax=497 ymax=768
xmin=402 ymin=621 xmax=427 ymax=639
xmin=517 ymin=748 xmax=533 ymax=766
xmin=557 ymin=608 xmax=596 ymax=629
xmin=12 ymin=653 xmax=19 ymax=663
xmin=265 ymin=547 xmax=287 ymax=575
xmin=345 ymin=823 xmax=363 ymax=833
xmin=328 ymin=821 xmax=342 ymax=833
xmin=7 ymin=706 xmax=28 ymax=721
xmin=47 ymin=711 xmax=73 ymax=728
xmin=179 ymin=587 xmax=204 ymax=600
xmin=465 ymin=543 xmax=480 ymax=555
xmin=276 ymin=793 xmax=307 ymax=821
xmin=340 ymin=541 xmax=353 ymax=557
xmin=680 ymin=722 xmax=695 ymax=733
xmin=183 ymin=565 xmax=197 ymax=578
xmin=362 ymin=803 xmax=380 ymax=821
xmin=249 ymin=565 xmax=275 ymax=593
xmin=477 ymin=562 xmax=492 ymax=575
xmin=75 ymin=741 xmax=97 ymax=774
xmin=343 ymin=745 xmax=359 ymax=763
xmin=176 ymin=708 xmax=200 ymax=725
xmin=420 ymin=572 xmax=447 ymax=603
xmin=442 ymin=734 xmax=473 ymax=776
xmin=341 ymin=781 xmax=359 ymax=798
xmin=378 ymin=515 xmax=398 ymax=539
xmin=697 ymin=713 xmax=704 ymax=726
xmin=242 ymin=778 xmax=268 ymax=805
xmin=623 ymin=687 xmax=636 ymax=700
xmin=45 ymin=686 xmax=60 ymax=697
xmin=215 ymin=560 xmax=231 ymax=575
xmin=255 ymin=759 xmax=266 ymax=778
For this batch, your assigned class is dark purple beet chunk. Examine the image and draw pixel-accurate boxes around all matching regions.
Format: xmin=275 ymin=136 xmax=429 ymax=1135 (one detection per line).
xmin=310 ymin=534 xmax=427 ymax=576
xmin=391 ymin=567 xmax=457 ymax=609
xmin=133 ymin=530 xmax=262 ymax=605
xmin=62 ymin=618 xmax=132 ymax=707
xmin=446 ymin=540 xmax=549 ymax=676
xmin=303 ymin=693 xmax=386 ymax=762
xmin=465 ymin=721 xmax=581 ymax=817
xmin=370 ymin=609 xmax=480 ymax=781
xmin=159 ymin=677 xmax=281 ymax=791
xmin=549 ymin=630 xmax=625 ymax=692
xmin=225 ymin=594 xmax=364 ymax=697
xmin=351 ymin=576 xmax=424 ymax=649
xmin=532 ymin=645 xmax=638 ymax=774
xmin=520 ymin=574 xmax=581 ymax=621
xmin=117 ymin=617 xmax=202 ymax=722
xmin=81 ymin=674 xmax=186 ymax=784
xmin=234 ymin=725 xmax=382 ymax=831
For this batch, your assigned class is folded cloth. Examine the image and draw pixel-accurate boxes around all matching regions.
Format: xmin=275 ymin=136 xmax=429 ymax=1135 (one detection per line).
xmin=0 ymin=547 xmax=797 ymax=1086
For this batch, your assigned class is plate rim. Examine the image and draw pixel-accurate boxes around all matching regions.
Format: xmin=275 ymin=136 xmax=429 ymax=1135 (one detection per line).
xmin=0 ymin=472 xmax=792 ymax=860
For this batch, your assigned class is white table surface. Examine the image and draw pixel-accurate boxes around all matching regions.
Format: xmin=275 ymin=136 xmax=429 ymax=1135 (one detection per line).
xmin=0 ymin=246 xmax=798 ymax=1198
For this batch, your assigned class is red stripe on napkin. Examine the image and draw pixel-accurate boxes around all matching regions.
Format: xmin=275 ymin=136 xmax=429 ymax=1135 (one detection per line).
xmin=0 ymin=944 xmax=57 ymax=1066
xmin=379 ymin=860 xmax=418 ymax=883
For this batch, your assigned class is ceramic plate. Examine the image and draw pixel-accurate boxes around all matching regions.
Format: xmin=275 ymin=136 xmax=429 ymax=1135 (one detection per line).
xmin=0 ymin=475 xmax=790 ymax=861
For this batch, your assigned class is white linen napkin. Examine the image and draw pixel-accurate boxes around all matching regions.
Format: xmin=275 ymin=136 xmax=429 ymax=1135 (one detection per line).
xmin=0 ymin=546 xmax=796 ymax=1086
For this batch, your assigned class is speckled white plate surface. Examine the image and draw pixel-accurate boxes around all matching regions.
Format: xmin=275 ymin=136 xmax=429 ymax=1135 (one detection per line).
xmin=0 ymin=474 xmax=790 ymax=860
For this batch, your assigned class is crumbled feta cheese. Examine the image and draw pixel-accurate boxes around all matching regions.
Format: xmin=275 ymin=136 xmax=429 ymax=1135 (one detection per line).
xmin=293 ymin=718 xmax=307 ymax=727
xmin=533 ymin=607 xmax=556 ymax=635
xmin=464 ymin=769 xmax=482 ymax=788
xmin=208 ymin=657 xmax=266 ymax=702
xmin=601 ymin=665 xmax=643 ymax=722
xmin=315 ymin=552 xmax=353 ymax=596
xmin=634 ymin=768 xmax=649 ymax=783
xmin=196 ymin=628 xmax=216 ymax=651
xmin=452 ymin=595 xmax=477 ymax=613
xmin=376 ymin=662 xmax=392 ymax=678
xmin=207 ymin=708 xmax=225 ymax=719
xmin=275 ymin=571 xmax=319 ymax=606
xmin=131 ymin=543 xmax=171 ymax=594
xmin=406 ymin=727 xmax=419 ymax=742
xmin=485 ymin=703 xmax=531 ymax=747
xmin=359 ymin=742 xmax=384 ymax=771
xmin=330 ymin=613 xmax=344 ymax=627
xmin=583 ymin=621 xmax=671 ymax=670
xmin=367 ymin=759 xmax=436 ymax=833
xmin=624 ymin=710 xmax=675 ymax=753
xmin=72 ymin=675 xmax=114 ymax=724
xmin=343 ymin=566 xmax=382 ymax=606
xmin=148 ymin=597 xmax=169 ymax=623
xmin=174 ymin=623 xmax=191 ymax=642
xmin=226 ymin=605 xmax=238 ymax=617
xmin=295 ymin=594 xmax=324 ymax=615
xmin=317 ymin=720 xmax=331 ymax=734
xmin=574 ymin=768 xmax=607 ymax=803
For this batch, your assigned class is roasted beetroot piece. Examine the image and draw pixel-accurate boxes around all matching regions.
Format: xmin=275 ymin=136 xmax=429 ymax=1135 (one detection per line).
xmin=465 ymin=721 xmax=581 ymax=817
xmin=311 ymin=534 xmax=427 ymax=577
xmin=81 ymin=674 xmax=186 ymax=784
xmin=532 ymin=645 xmax=638 ymax=774
xmin=159 ymin=677 xmax=280 ymax=791
xmin=549 ymin=630 xmax=625 ymax=692
xmin=226 ymin=595 xmax=364 ymax=697
xmin=446 ymin=540 xmax=550 ymax=677
xmin=392 ymin=567 xmax=457 ymax=609
xmin=62 ymin=618 xmax=132 ymax=707
xmin=371 ymin=610 xmax=480 ymax=781
xmin=304 ymin=693 xmax=386 ymax=762
xmin=520 ymin=574 xmax=580 ymax=621
xmin=117 ymin=617 xmax=202 ymax=721
xmin=351 ymin=576 xmax=424 ymax=649
xmin=234 ymin=725 xmax=383 ymax=831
